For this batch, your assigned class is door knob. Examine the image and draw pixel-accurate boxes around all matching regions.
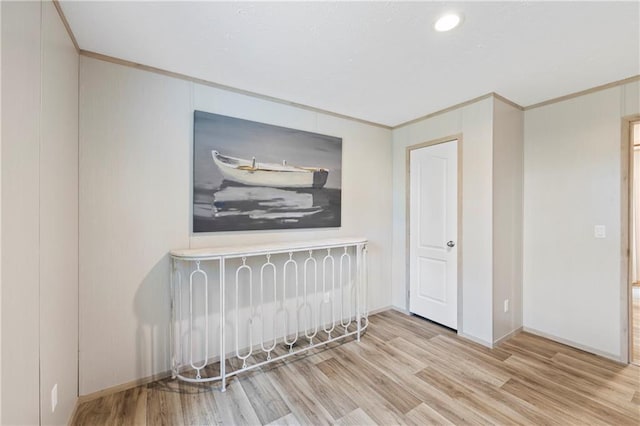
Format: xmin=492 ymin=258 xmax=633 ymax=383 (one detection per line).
xmin=447 ymin=241 xmax=455 ymax=248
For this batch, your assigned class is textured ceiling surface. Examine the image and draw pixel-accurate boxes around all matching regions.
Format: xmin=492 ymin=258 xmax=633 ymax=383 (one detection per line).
xmin=61 ymin=1 xmax=639 ymax=127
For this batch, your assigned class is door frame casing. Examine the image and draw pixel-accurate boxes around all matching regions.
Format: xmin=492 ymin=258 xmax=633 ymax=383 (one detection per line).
xmin=623 ymin=115 xmax=640 ymax=365
xmin=406 ymin=133 xmax=463 ymax=332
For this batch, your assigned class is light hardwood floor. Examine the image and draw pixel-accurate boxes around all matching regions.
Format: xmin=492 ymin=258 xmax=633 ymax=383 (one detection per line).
xmin=72 ymin=310 xmax=640 ymax=425
xmin=633 ymin=286 xmax=640 ymax=365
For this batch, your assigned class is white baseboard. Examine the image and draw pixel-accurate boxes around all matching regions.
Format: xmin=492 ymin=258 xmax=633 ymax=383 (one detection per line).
xmin=522 ymin=326 xmax=623 ymax=363
xmin=368 ymin=305 xmax=394 ymax=315
xmin=389 ymin=305 xmax=411 ymax=315
xmin=457 ymin=331 xmax=493 ymax=348
xmin=78 ymin=370 xmax=172 ymax=403
xmin=493 ymin=327 xmax=523 ymax=346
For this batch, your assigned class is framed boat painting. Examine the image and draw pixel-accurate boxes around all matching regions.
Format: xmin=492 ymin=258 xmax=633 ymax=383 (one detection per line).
xmin=193 ymin=110 xmax=342 ymax=233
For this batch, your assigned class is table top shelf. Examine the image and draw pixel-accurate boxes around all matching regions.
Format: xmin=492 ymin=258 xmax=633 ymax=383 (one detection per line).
xmin=170 ymin=237 xmax=368 ymax=260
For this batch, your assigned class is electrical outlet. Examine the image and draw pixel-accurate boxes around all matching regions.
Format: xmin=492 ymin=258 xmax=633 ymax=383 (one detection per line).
xmin=504 ymin=299 xmax=509 ymax=313
xmin=51 ymin=384 xmax=58 ymax=413
xmin=594 ymin=225 xmax=606 ymax=238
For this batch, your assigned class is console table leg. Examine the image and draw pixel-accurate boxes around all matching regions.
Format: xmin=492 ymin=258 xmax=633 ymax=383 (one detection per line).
xmin=220 ymin=257 xmax=226 ymax=392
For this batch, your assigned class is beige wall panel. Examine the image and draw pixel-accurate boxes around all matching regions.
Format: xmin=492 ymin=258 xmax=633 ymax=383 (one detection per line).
xmin=304 ymin=113 xmax=393 ymax=311
xmin=523 ymin=87 xmax=623 ymax=358
xmin=492 ymin=99 xmax=524 ymax=342
xmin=79 ymin=57 xmax=191 ymax=395
xmin=39 ymin=1 xmax=79 ymax=424
xmin=390 ymin=124 xmax=410 ymax=310
xmin=457 ymin=99 xmax=494 ymax=344
xmin=0 ymin=1 xmax=41 ymax=424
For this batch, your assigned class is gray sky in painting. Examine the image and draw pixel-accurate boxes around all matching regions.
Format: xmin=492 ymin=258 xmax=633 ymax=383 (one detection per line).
xmin=194 ymin=111 xmax=342 ymax=190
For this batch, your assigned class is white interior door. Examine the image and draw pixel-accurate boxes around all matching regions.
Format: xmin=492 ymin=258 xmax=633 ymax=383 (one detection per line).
xmin=409 ymin=140 xmax=458 ymax=329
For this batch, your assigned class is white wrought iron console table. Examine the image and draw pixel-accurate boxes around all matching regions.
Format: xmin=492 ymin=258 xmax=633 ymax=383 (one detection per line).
xmin=169 ymin=237 xmax=368 ymax=391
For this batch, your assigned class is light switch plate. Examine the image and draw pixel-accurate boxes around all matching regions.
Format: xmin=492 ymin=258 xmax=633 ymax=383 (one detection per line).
xmin=594 ymin=225 xmax=606 ymax=239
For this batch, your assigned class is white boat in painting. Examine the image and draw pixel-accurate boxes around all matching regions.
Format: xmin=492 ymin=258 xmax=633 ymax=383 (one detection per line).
xmin=211 ymin=150 xmax=329 ymax=189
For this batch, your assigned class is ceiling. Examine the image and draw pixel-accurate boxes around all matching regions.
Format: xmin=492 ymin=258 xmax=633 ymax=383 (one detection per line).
xmin=60 ymin=1 xmax=639 ymax=127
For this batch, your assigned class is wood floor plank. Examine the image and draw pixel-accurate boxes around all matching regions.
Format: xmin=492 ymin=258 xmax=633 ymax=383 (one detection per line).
xmin=341 ymin=333 xmax=427 ymax=377
xmin=551 ymin=351 xmax=640 ymax=390
xmin=333 ymin=343 xmax=422 ymax=415
xmin=360 ymin=317 xmax=400 ymax=342
xmin=238 ymin=368 xmax=291 ymax=424
xmin=396 ymin=335 xmax=509 ymax=387
xmin=360 ymin=332 xmax=430 ymax=371
xmin=290 ymin=357 xmax=358 ymax=420
xmin=369 ymin=311 xmax=440 ymax=341
xmin=72 ymin=393 xmax=118 ymax=426
xmin=533 ymin=352 xmax=638 ymax=410
xmin=70 ymin=310 xmax=640 ymax=426
xmin=402 ymin=336 xmax=558 ymax=425
xmin=124 ymin=386 xmax=148 ymax=426
xmin=518 ymin=331 xmax=639 ymax=380
xmin=266 ymin=360 xmax=335 ymax=425
xmin=633 ymin=287 xmax=640 ymax=364
xmin=500 ymin=378 xmax=591 ymax=425
xmin=414 ymin=367 xmax=533 ymax=425
xmin=502 ymin=333 xmax=560 ymax=359
xmin=393 ymin=368 xmax=491 ymax=425
xmin=145 ymin=381 xmax=185 ymax=426
xmin=264 ymin=412 xmax=300 ymax=426
xmin=378 ymin=310 xmax=455 ymax=337
xmin=212 ymin=380 xmax=261 ymax=426
xmin=507 ymin=355 xmax=636 ymax=421
xmin=367 ymin=315 xmax=429 ymax=346
xmin=316 ymin=356 xmax=406 ymax=425
xmin=438 ymin=334 xmax=638 ymax=426
xmin=303 ymin=341 xmax=344 ymax=365
xmin=503 ymin=356 xmax=638 ymax=425
xmin=335 ymin=408 xmax=377 ymax=426
xmin=437 ymin=334 xmax=632 ymax=425
xmin=404 ymin=402 xmax=455 ymax=426
xmin=427 ymin=334 xmax=514 ymax=381
xmin=428 ymin=338 xmax=511 ymax=385
xmin=177 ymin=382 xmax=220 ymax=426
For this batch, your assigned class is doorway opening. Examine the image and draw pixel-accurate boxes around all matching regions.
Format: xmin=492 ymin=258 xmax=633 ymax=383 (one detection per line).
xmin=631 ymin=120 xmax=640 ymax=365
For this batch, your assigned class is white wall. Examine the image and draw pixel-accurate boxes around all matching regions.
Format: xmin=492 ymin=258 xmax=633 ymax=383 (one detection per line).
xmin=391 ymin=97 xmax=495 ymax=344
xmin=523 ymin=81 xmax=640 ymax=360
xmin=1 ymin=1 xmax=79 ymax=424
xmin=79 ymin=56 xmax=393 ymax=395
xmin=492 ymin=99 xmax=524 ymax=342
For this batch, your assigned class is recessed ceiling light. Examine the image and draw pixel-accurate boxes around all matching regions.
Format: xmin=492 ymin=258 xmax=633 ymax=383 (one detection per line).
xmin=434 ymin=13 xmax=462 ymax=32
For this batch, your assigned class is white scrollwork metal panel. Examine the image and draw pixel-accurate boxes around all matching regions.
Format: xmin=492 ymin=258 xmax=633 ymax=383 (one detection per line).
xmin=169 ymin=238 xmax=368 ymax=391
